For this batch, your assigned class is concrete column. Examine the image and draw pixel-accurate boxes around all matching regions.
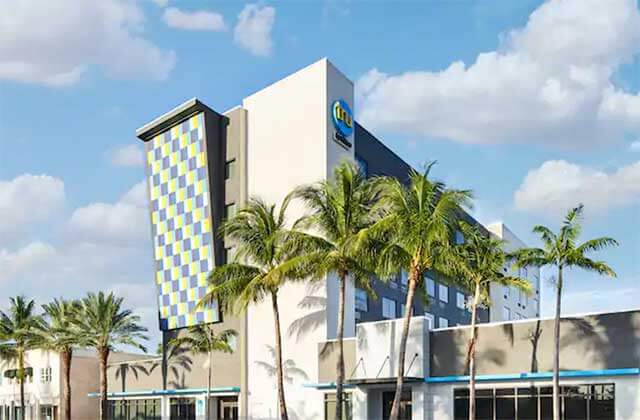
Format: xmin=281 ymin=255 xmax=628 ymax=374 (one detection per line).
xmin=352 ymin=387 xmax=368 ymax=419
xmin=411 ymin=384 xmax=427 ymax=420
xmin=195 ymin=395 xmax=206 ymax=420
xmin=161 ymin=396 xmax=171 ymax=420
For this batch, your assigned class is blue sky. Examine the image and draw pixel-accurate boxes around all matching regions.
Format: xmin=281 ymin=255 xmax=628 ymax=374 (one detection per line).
xmin=0 ymin=0 xmax=639 ymax=338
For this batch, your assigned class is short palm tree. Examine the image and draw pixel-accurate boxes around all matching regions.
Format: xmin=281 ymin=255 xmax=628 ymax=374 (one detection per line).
xmin=292 ymin=162 xmax=381 ymax=420
xmin=76 ymin=292 xmax=148 ymax=420
xmin=169 ymin=324 xmax=236 ymax=412
xmin=199 ymin=197 xmax=311 ymax=420
xmin=370 ymin=163 xmax=472 ymax=420
xmin=511 ymin=204 xmax=617 ymax=420
xmin=0 ymin=296 xmax=44 ymax=420
xmin=444 ymin=222 xmax=531 ymax=420
xmin=39 ymin=299 xmax=84 ymax=420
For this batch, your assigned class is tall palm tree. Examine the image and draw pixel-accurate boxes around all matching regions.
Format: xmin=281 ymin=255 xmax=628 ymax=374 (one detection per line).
xmin=76 ymin=292 xmax=148 ymax=420
xmin=512 ymin=204 xmax=617 ymax=420
xmin=369 ymin=163 xmax=472 ymax=420
xmin=292 ymin=162 xmax=381 ymax=420
xmin=444 ymin=222 xmax=531 ymax=420
xmin=0 ymin=296 xmax=44 ymax=420
xmin=169 ymin=324 xmax=236 ymax=414
xmin=199 ymin=197 xmax=312 ymax=420
xmin=38 ymin=299 xmax=84 ymax=420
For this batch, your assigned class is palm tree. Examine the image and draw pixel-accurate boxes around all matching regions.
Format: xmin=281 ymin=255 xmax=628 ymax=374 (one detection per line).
xmin=0 ymin=296 xmax=44 ymax=420
xmin=444 ymin=222 xmax=531 ymax=420
xmin=76 ymin=292 xmax=148 ymax=420
xmin=369 ymin=163 xmax=472 ymax=420
xmin=150 ymin=342 xmax=193 ymax=389
xmin=38 ymin=299 xmax=84 ymax=420
xmin=292 ymin=162 xmax=381 ymax=420
xmin=169 ymin=324 xmax=236 ymax=415
xmin=199 ymin=197 xmax=312 ymax=420
xmin=512 ymin=204 xmax=617 ymax=420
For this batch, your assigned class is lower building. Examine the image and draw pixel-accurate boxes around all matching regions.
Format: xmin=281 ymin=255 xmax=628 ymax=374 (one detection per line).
xmin=106 ymin=308 xmax=639 ymax=419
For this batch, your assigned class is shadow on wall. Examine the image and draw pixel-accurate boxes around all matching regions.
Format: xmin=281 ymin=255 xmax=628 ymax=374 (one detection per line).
xmin=112 ymin=362 xmax=149 ymax=393
xmin=149 ymin=344 xmax=193 ymax=389
xmin=255 ymin=345 xmax=309 ymax=384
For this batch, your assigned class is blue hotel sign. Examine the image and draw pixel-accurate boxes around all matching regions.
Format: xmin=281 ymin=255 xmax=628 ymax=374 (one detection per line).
xmin=332 ymin=99 xmax=353 ymax=148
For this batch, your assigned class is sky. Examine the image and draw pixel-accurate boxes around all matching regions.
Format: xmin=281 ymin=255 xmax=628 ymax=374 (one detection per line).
xmin=0 ymin=0 xmax=639 ymax=345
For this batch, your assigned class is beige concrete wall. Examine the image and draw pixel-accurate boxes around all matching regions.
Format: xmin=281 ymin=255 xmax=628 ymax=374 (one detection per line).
xmin=70 ymin=355 xmax=100 ymax=420
xmin=430 ymin=309 xmax=640 ymax=377
xmin=317 ymin=338 xmax=356 ymax=383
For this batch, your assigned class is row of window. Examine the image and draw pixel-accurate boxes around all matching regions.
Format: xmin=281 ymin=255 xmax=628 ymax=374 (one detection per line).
xmin=108 ymin=399 xmax=162 ymax=420
xmin=0 ymin=367 xmax=52 ymax=385
xmin=453 ymin=384 xmax=614 ymax=420
xmin=0 ymin=405 xmax=56 ymax=420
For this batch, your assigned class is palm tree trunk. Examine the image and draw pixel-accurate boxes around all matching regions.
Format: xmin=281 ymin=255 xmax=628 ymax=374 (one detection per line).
xmin=99 ymin=348 xmax=110 ymax=420
xmin=271 ymin=291 xmax=288 ymax=420
xmin=467 ymin=281 xmax=480 ymax=420
xmin=335 ymin=273 xmax=346 ymax=420
xmin=61 ymin=349 xmax=73 ymax=420
xmin=553 ymin=267 xmax=563 ymax=420
xmin=389 ymin=269 xmax=418 ymax=420
xmin=207 ymin=348 xmax=212 ymax=419
xmin=19 ymin=350 xmax=24 ymax=420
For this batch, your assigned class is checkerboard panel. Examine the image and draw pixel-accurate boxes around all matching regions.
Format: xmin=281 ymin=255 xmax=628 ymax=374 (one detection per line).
xmin=145 ymin=113 xmax=219 ymax=330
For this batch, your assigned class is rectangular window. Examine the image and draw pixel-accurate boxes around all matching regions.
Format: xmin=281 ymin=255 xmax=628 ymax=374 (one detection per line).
xmin=400 ymin=304 xmax=414 ymax=317
xmin=503 ymin=307 xmax=511 ymax=321
xmin=382 ymin=298 xmax=396 ymax=319
xmin=224 ymin=159 xmax=236 ymax=180
xmin=399 ymin=270 xmax=408 ymax=287
xmin=40 ymin=367 xmax=52 ymax=383
xmin=355 ymin=288 xmax=368 ymax=312
xmin=438 ymin=284 xmax=448 ymax=303
xmin=424 ymin=313 xmax=435 ymax=330
xmin=455 ymin=230 xmax=465 ymax=244
xmin=324 ymin=392 xmax=352 ymax=420
xmin=426 ymin=275 xmax=436 ymax=297
xmin=438 ymin=317 xmax=449 ymax=328
xmin=224 ymin=203 xmax=237 ymax=220
xmin=456 ymin=292 xmax=465 ymax=309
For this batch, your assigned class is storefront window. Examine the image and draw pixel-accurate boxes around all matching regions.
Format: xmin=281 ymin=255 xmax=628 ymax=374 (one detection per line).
xmin=324 ymin=392 xmax=352 ymax=420
xmin=108 ymin=399 xmax=161 ymax=420
xmin=452 ymin=384 xmax=614 ymax=420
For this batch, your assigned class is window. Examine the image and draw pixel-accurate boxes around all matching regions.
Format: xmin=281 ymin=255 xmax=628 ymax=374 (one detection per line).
xmin=355 ymin=156 xmax=368 ymax=177
xmin=438 ymin=317 xmax=449 ymax=328
xmin=455 ymin=230 xmax=465 ymax=244
xmin=224 ymin=203 xmax=237 ymax=220
xmin=108 ymin=399 xmax=161 ymax=420
xmin=424 ymin=313 xmax=435 ymax=330
xmin=40 ymin=367 xmax=52 ymax=383
xmin=399 ymin=270 xmax=408 ymax=288
xmin=456 ymin=292 xmax=466 ymax=309
xmin=224 ymin=159 xmax=236 ymax=180
xmin=382 ymin=298 xmax=396 ymax=319
xmin=355 ymin=288 xmax=368 ymax=312
xmin=400 ymin=304 xmax=413 ymax=317
xmin=40 ymin=406 xmax=55 ymax=420
xmin=324 ymin=392 xmax=352 ymax=420
xmin=453 ymin=385 xmax=614 ymax=420
xmin=438 ymin=284 xmax=448 ymax=303
xmin=426 ymin=275 xmax=436 ymax=297
xmin=503 ymin=307 xmax=511 ymax=321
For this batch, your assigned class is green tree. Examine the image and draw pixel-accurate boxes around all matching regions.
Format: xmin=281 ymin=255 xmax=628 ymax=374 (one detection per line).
xmin=169 ymin=325 xmax=236 ymax=414
xmin=370 ymin=164 xmax=472 ymax=420
xmin=76 ymin=292 xmax=148 ymax=420
xmin=292 ymin=162 xmax=381 ymax=420
xmin=511 ymin=204 xmax=618 ymax=420
xmin=39 ymin=299 xmax=84 ymax=420
xmin=199 ymin=197 xmax=311 ymax=420
xmin=444 ymin=222 xmax=531 ymax=420
xmin=0 ymin=296 xmax=44 ymax=420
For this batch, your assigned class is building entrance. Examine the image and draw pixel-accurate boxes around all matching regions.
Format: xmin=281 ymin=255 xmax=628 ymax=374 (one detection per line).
xmin=382 ymin=391 xmax=412 ymax=420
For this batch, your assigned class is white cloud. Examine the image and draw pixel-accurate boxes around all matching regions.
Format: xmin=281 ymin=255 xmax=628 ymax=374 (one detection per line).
xmin=163 ymin=7 xmax=226 ymax=31
xmin=110 ymin=144 xmax=145 ymax=167
xmin=152 ymin=0 xmax=168 ymax=7
xmin=514 ymin=160 xmax=640 ymax=217
xmin=233 ymin=4 xmax=275 ymax=57
xmin=631 ymin=140 xmax=640 ymax=151
xmin=356 ymin=0 xmax=640 ymax=148
xmin=0 ymin=0 xmax=176 ymax=87
xmin=68 ymin=181 xmax=150 ymax=245
xmin=0 ymin=174 xmax=65 ymax=236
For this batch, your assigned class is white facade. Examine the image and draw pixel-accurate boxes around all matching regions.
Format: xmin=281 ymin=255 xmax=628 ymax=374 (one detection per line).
xmin=0 ymin=349 xmax=99 ymax=420
xmin=242 ymin=59 xmax=356 ymax=420
xmin=486 ymin=222 xmax=541 ymax=322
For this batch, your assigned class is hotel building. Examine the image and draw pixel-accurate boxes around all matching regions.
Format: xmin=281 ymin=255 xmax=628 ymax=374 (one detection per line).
xmin=115 ymin=59 xmax=637 ymax=419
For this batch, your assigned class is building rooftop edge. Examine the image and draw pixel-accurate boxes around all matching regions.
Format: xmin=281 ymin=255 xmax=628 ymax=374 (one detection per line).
xmin=135 ymin=98 xmax=220 ymax=141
